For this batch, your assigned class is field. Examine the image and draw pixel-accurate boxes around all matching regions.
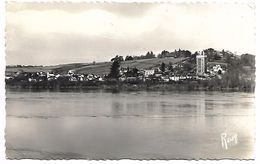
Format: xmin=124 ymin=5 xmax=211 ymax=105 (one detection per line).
xmin=6 ymin=57 xmax=186 ymax=76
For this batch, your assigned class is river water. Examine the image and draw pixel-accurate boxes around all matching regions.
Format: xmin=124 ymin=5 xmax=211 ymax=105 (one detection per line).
xmin=5 ymin=89 xmax=255 ymax=159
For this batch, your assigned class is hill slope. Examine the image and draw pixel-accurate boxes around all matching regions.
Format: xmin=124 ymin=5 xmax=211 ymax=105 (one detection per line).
xmin=75 ymin=57 xmax=186 ymax=75
xmin=6 ymin=57 xmax=186 ymax=76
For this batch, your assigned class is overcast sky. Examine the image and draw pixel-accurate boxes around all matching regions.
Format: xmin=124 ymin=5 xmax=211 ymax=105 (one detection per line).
xmin=6 ymin=2 xmax=255 ymax=65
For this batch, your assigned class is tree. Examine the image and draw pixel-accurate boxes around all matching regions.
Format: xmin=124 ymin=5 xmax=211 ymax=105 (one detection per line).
xmin=161 ymin=50 xmax=169 ymax=56
xmin=108 ymin=60 xmax=121 ymax=79
xmin=204 ymin=48 xmax=221 ymax=62
xmin=132 ymin=67 xmax=139 ymax=77
xmin=157 ymin=50 xmax=169 ymax=58
xmin=111 ymin=55 xmax=124 ymax=62
xmin=182 ymin=62 xmax=193 ymax=72
xmin=125 ymin=55 xmax=134 ymax=61
xmin=182 ymin=50 xmax=192 ymax=58
xmin=168 ymin=62 xmax=174 ymax=72
xmin=160 ymin=62 xmax=166 ymax=72
xmin=241 ymin=54 xmax=255 ymax=68
xmin=145 ymin=51 xmax=155 ymax=59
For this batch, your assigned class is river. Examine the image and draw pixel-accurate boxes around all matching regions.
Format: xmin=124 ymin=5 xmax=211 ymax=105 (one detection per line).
xmin=5 ymin=89 xmax=255 ymax=159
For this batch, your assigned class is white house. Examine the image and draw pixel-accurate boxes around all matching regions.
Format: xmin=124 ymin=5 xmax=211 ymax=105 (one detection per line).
xmin=78 ymin=75 xmax=84 ymax=81
xmin=144 ymin=70 xmax=155 ymax=77
xmin=212 ymin=65 xmax=225 ymax=74
xmin=47 ymin=71 xmax=56 ymax=81
xmin=68 ymin=70 xmax=75 ymax=75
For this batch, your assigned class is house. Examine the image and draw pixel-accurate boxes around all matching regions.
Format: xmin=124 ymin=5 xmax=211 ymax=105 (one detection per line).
xmin=120 ymin=67 xmax=129 ymax=74
xmin=126 ymin=77 xmax=138 ymax=83
xmin=144 ymin=70 xmax=155 ymax=77
xmin=5 ymin=76 xmax=14 ymax=81
xmin=161 ymin=76 xmax=170 ymax=82
xmin=84 ymin=74 xmax=95 ymax=81
xmin=28 ymin=78 xmax=37 ymax=82
xmin=78 ymin=75 xmax=84 ymax=81
xmin=169 ymin=76 xmax=180 ymax=81
xmin=69 ymin=76 xmax=78 ymax=82
xmin=208 ymin=64 xmax=225 ymax=76
xmin=54 ymin=74 xmax=60 ymax=79
xmin=47 ymin=71 xmax=56 ymax=81
xmin=212 ymin=65 xmax=225 ymax=74
xmin=97 ymin=77 xmax=104 ymax=81
xmin=119 ymin=76 xmax=126 ymax=82
xmin=154 ymin=73 xmax=162 ymax=78
xmin=37 ymin=71 xmax=46 ymax=77
xmin=68 ymin=70 xmax=75 ymax=75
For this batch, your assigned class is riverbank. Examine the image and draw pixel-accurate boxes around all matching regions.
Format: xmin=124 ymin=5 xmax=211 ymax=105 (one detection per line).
xmin=5 ymin=82 xmax=255 ymax=92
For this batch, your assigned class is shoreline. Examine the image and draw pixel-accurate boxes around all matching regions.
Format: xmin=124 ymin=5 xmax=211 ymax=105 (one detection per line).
xmin=5 ymin=83 xmax=255 ymax=93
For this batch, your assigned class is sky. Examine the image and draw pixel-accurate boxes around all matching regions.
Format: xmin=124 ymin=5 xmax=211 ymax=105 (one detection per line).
xmin=6 ymin=2 xmax=256 ymax=65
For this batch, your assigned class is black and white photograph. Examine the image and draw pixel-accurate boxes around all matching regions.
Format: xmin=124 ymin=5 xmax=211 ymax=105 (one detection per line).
xmin=2 ymin=0 xmax=257 ymax=161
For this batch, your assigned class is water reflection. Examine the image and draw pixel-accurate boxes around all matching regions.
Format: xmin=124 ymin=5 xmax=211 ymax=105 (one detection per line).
xmin=195 ymin=92 xmax=206 ymax=128
xmin=5 ymin=90 xmax=255 ymax=159
xmin=146 ymin=101 xmax=155 ymax=112
xmin=111 ymin=102 xmax=124 ymax=116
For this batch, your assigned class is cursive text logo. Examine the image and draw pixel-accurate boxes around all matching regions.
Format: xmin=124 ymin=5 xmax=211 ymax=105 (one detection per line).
xmin=221 ymin=132 xmax=238 ymax=150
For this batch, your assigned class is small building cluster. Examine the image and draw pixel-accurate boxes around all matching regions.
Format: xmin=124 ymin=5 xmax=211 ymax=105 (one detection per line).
xmin=6 ymin=52 xmax=227 ymax=87
xmin=5 ymin=69 xmax=104 ymax=86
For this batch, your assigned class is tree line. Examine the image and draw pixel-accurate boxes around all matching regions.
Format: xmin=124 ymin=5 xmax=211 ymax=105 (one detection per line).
xmin=111 ymin=49 xmax=194 ymax=62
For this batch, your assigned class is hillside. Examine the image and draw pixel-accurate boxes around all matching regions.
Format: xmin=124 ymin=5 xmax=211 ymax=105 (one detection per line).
xmin=6 ymin=57 xmax=186 ymax=76
xmin=5 ymin=63 xmax=90 ymax=75
xmin=75 ymin=57 xmax=186 ymax=75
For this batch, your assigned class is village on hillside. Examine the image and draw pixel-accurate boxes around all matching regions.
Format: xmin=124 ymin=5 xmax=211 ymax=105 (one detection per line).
xmin=5 ymin=49 xmax=255 ymax=91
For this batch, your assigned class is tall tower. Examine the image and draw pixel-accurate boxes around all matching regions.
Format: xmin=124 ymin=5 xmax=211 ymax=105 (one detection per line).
xmin=196 ymin=51 xmax=206 ymax=76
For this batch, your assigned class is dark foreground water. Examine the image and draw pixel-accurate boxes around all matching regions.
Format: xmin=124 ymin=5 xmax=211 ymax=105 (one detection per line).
xmin=5 ymin=89 xmax=255 ymax=159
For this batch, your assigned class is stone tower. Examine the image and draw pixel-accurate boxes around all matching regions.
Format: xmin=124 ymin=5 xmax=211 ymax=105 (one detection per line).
xmin=196 ymin=51 xmax=206 ymax=76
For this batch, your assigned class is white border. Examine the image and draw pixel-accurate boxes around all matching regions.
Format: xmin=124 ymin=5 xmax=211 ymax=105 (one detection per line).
xmin=0 ymin=0 xmax=258 ymax=164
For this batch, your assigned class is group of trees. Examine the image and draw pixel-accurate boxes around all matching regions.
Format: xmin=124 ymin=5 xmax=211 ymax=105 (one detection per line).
xmin=203 ymin=48 xmax=222 ymax=62
xmin=111 ymin=49 xmax=195 ymax=62
xmin=125 ymin=56 xmax=134 ymax=61
xmin=157 ymin=49 xmax=192 ymax=58
xmin=111 ymin=55 xmax=124 ymax=62
xmin=125 ymin=67 xmax=139 ymax=77
xmin=111 ymin=48 xmax=255 ymax=64
xmin=222 ymin=52 xmax=255 ymax=89
xmin=159 ymin=62 xmax=177 ymax=73
xmin=125 ymin=51 xmax=156 ymax=61
xmin=111 ymin=49 xmax=194 ymax=62
xmin=240 ymin=53 xmax=255 ymax=68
